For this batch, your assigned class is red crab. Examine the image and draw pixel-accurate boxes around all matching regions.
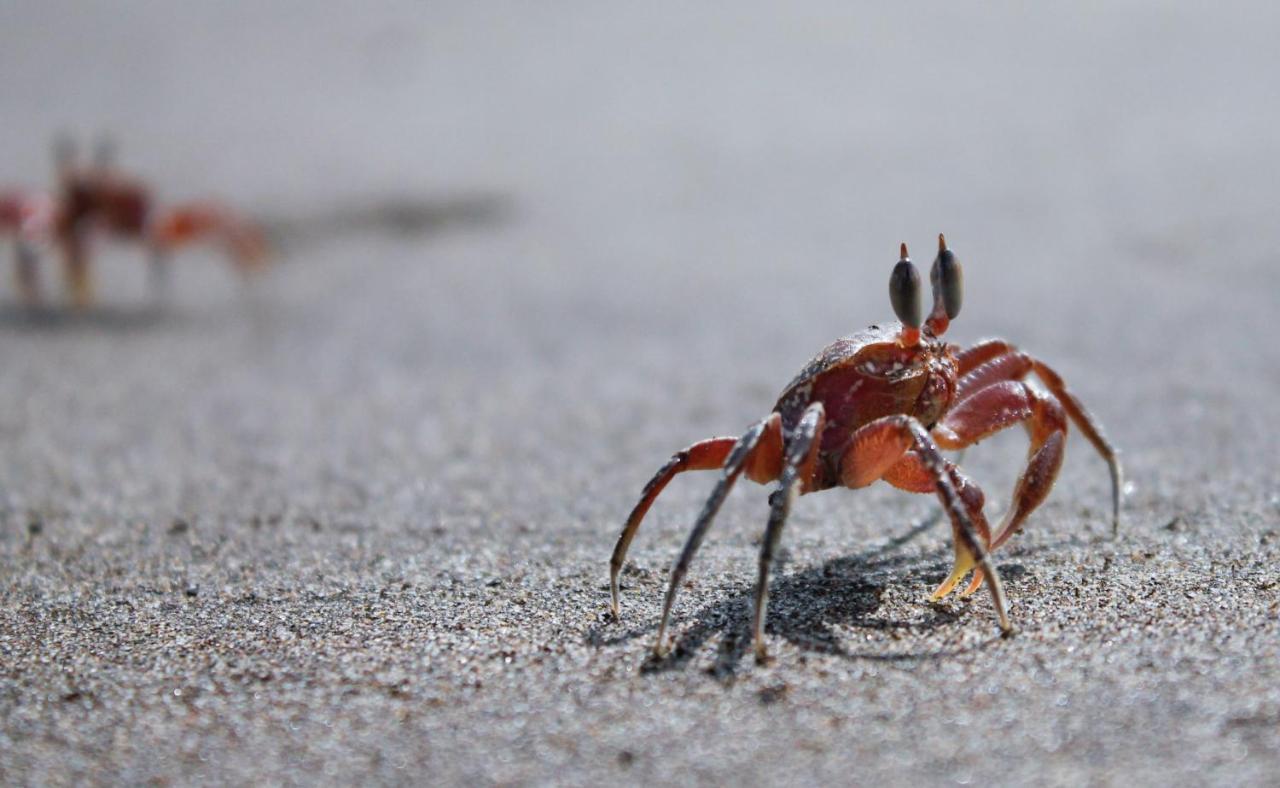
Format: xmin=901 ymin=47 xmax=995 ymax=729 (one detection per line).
xmin=2 ymin=139 xmax=267 ymax=308
xmin=610 ymin=236 xmax=1122 ymax=661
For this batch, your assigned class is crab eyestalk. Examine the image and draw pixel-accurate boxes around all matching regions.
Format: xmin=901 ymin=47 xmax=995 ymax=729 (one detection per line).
xmin=889 ymin=242 xmax=923 ymax=346
xmin=926 ymin=233 xmax=963 ymax=335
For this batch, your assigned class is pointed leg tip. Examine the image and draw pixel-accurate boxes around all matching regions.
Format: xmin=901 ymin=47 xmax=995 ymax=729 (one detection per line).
xmin=929 ymin=572 xmax=965 ymax=601
xmin=958 ymin=569 xmax=985 ymax=598
xmin=754 ymin=647 xmax=772 ymax=666
xmin=609 ymin=570 xmax=623 ymax=617
xmin=999 ymin=623 xmax=1017 ymax=638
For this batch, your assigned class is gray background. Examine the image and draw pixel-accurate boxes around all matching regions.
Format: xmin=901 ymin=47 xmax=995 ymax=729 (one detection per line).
xmin=1 ymin=3 xmax=1277 ymax=785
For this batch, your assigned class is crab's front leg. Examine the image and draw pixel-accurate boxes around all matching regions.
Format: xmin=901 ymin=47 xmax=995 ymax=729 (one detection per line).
xmin=881 ymin=454 xmax=994 ymax=599
xmin=837 ymin=414 xmax=1013 ymax=635
xmin=926 ymin=379 xmax=1068 ymax=596
xmin=58 ymin=226 xmax=93 ymax=309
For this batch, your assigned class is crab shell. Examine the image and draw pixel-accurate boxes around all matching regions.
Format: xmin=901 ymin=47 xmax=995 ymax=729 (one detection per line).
xmin=773 ymin=322 xmax=958 ymax=489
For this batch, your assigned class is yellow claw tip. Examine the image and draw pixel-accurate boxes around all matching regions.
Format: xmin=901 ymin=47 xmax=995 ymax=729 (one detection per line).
xmin=959 ymin=569 xmax=985 ymax=598
xmin=930 ymin=551 xmax=977 ymax=601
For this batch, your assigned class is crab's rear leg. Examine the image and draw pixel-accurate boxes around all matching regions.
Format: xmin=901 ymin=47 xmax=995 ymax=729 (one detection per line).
xmin=838 ymin=415 xmax=1013 ymax=635
xmin=651 ymin=413 xmax=785 ymax=656
xmin=149 ymin=202 xmax=270 ymax=279
xmin=751 ymin=403 xmax=824 ymax=663
xmin=610 ymin=414 xmax=783 ymax=618
xmin=956 ymin=342 xmax=1123 ymax=534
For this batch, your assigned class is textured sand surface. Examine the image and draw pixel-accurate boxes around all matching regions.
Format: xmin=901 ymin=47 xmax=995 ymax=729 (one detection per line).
xmin=1 ymin=4 xmax=1278 ymax=785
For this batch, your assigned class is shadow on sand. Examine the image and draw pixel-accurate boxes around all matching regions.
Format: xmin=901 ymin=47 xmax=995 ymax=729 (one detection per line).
xmin=261 ymin=192 xmax=511 ymax=250
xmin=0 ymin=303 xmax=192 ymax=333
xmin=588 ymin=512 xmax=1078 ymax=680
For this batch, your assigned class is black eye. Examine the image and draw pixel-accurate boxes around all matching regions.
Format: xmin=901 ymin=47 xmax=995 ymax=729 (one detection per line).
xmin=932 ymin=234 xmax=963 ymax=319
xmin=889 ymin=243 xmax=922 ymax=328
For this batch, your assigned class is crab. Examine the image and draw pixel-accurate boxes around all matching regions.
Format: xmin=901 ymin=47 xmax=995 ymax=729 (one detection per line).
xmin=610 ymin=235 xmax=1122 ymax=662
xmin=2 ymin=138 xmax=267 ymax=308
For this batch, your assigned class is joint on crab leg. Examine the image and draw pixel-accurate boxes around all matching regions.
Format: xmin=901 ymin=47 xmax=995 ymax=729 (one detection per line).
xmin=752 ymin=403 xmax=825 ymax=663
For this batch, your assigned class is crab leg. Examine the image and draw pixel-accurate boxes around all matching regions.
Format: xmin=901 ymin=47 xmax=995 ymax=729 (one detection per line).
xmin=937 ymin=382 xmax=1067 ymax=549
xmin=838 ymin=415 xmax=1013 ymax=634
xmin=882 ymin=452 xmax=996 ymax=599
xmin=882 ymin=454 xmax=992 ymax=550
xmin=611 ymin=414 xmax=783 ymax=618
xmin=954 ymin=338 xmax=1016 ymax=376
xmin=953 ymin=342 xmax=1123 ymax=534
xmin=610 ymin=436 xmax=737 ymax=617
xmin=751 ymin=403 xmax=825 ymax=663
xmin=148 ymin=249 xmax=172 ymax=302
xmin=652 ymin=414 xmax=780 ymax=656
xmin=1031 ymin=359 xmax=1123 ymax=535
xmin=60 ymin=233 xmax=93 ymax=309
xmin=954 ymin=351 xmax=1033 ymax=402
xmin=912 ymin=380 xmax=1065 ymax=595
xmin=14 ymin=241 xmax=42 ymax=306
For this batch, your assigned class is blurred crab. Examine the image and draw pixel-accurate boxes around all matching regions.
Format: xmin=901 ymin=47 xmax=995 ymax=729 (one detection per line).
xmin=2 ymin=137 xmax=267 ymax=308
xmin=611 ymin=236 xmax=1122 ymax=662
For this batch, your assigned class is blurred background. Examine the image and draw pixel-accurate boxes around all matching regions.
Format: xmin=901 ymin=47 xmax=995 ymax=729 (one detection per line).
xmin=2 ymin=2 xmax=1277 ymax=784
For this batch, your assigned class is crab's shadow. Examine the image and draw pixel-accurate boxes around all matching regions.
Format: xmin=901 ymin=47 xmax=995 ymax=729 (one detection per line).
xmin=0 ymin=303 xmax=191 ymax=333
xmin=589 ymin=514 xmax=1067 ymax=679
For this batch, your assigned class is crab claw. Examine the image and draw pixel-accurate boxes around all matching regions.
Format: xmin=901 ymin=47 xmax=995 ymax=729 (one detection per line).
xmin=929 ymin=539 xmax=977 ymax=600
xmin=960 ymin=567 xmax=986 ymax=597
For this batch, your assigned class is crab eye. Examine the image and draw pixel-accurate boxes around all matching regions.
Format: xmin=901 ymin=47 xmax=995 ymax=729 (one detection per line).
xmin=931 ymin=234 xmax=963 ymax=319
xmin=889 ymin=242 xmax=922 ymax=328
